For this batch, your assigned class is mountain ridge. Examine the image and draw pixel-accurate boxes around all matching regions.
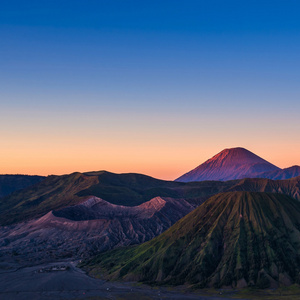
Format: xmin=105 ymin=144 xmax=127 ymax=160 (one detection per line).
xmin=257 ymin=165 xmax=300 ymax=180
xmin=176 ymin=147 xmax=299 ymax=182
xmin=84 ymin=191 xmax=300 ymax=288
xmin=0 ymin=196 xmax=195 ymax=262
xmin=1 ymin=170 xmax=300 ymax=226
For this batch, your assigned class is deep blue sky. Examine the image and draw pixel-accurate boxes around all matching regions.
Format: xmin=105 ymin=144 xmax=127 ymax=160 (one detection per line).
xmin=1 ymin=1 xmax=300 ymax=178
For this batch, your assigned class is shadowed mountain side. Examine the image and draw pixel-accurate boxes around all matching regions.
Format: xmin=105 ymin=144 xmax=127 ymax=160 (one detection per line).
xmin=0 ymin=171 xmax=236 ymax=226
xmin=227 ymin=176 xmax=300 ymax=200
xmin=77 ymin=172 xmax=239 ymax=207
xmin=0 ymin=196 xmax=195 ymax=263
xmin=0 ymin=172 xmax=100 ymax=226
xmin=84 ymin=192 xmax=300 ymax=289
xmin=176 ymin=148 xmax=280 ymax=182
xmin=0 ymin=174 xmax=45 ymax=198
xmin=52 ymin=196 xmax=191 ymax=220
xmin=258 ymin=166 xmax=300 ymax=180
xmin=1 ymin=171 xmax=300 ymax=226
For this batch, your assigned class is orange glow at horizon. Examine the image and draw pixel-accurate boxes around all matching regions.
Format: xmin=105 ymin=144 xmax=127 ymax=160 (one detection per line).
xmin=1 ymin=108 xmax=299 ymax=180
xmin=1 ymin=1 xmax=300 ymax=181
xmin=1 ymin=137 xmax=299 ymax=180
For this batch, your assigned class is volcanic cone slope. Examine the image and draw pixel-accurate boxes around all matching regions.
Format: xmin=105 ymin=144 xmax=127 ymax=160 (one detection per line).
xmin=86 ymin=191 xmax=300 ymax=288
xmin=176 ymin=147 xmax=280 ymax=182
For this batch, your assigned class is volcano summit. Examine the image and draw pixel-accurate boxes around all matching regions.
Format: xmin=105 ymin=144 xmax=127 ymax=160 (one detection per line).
xmin=176 ymin=147 xmax=299 ymax=182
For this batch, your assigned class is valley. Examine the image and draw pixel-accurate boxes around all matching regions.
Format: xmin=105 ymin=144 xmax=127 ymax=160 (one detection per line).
xmin=83 ymin=192 xmax=300 ymax=289
xmin=0 ymin=261 xmax=246 ymax=300
xmin=1 ymin=148 xmax=300 ymax=298
xmin=0 ymin=196 xmax=195 ymax=264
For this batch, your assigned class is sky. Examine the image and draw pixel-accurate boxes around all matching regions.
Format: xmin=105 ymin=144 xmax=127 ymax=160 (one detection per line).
xmin=1 ymin=0 xmax=300 ymax=179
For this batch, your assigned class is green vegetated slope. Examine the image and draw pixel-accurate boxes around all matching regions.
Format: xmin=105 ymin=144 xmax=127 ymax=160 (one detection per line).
xmin=0 ymin=170 xmax=299 ymax=226
xmin=77 ymin=171 xmax=236 ymax=206
xmin=84 ymin=191 xmax=300 ymax=289
xmin=68 ymin=172 xmax=300 ymax=207
xmin=0 ymin=171 xmax=235 ymax=225
xmin=0 ymin=172 xmax=99 ymax=225
xmin=228 ymin=176 xmax=300 ymax=200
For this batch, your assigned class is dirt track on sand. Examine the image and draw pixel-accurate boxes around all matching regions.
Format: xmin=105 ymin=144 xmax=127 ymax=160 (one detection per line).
xmin=0 ymin=261 xmax=244 ymax=300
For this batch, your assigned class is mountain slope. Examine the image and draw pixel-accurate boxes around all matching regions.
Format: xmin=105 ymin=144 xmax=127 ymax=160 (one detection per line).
xmin=227 ymin=176 xmax=300 ymax=200
xmin=85 ymin=192 xmax=300 ymax=288
xmin=0 ymin=172 xmax=99 ymax=225
xmin=0 ymin=171 xmax=236 ymax=226
xmin=176 ymin=147 xmax=280 ymax=182
xmin=0 ymin=175 xmax=45 ymax=198
xmin=1 ymin=170 xmax=300 ymax=226
xmin=259 ymin=166 xmax=300 ymax=180
xmin=0 ymin=196 xmax=195 ymax=262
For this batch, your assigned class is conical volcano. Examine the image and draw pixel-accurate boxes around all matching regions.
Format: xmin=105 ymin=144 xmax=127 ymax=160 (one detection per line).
xmin=86 ymin=191 xmax=300 ymax=288
xmin=176 ymin=147 xmax=280 ymax=182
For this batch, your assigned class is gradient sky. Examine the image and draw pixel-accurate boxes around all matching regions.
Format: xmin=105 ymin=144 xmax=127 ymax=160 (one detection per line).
xmin=1 ymin=1 xmax=300 ymax=179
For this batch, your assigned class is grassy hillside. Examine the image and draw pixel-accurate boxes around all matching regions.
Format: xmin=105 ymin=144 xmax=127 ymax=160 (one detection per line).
xmin=83 ymin=192 xmax=300 ymax=288
xmin=228 ymin=176 xmax=300 ymax=200
xmin=0 ymin=172 xmax=99 ymax=225
xmin=78 ymin=171 xmax=235 ymax=206
xmin=0 ymin=171 xmax=235 ymax=225
xmin=0 ymin=171 xmax=299 ymax=226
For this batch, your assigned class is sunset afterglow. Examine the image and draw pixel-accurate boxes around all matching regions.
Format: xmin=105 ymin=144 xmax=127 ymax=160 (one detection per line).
xmin=1 ymin=1 xmax=299 ymax=179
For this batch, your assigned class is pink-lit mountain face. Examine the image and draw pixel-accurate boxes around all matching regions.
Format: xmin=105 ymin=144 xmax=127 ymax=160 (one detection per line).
xmin=176 ymin=147 xmax=281 ymax=182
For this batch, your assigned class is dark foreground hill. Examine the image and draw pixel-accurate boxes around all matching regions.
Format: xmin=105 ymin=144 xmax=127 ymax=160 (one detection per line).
xmin=0 ymin=174 xmax=45 ymax=198
xmin=1 ymin=171 xmax=300 ymax=226
xmin=84 ymin=192 xmax=300 ymax=289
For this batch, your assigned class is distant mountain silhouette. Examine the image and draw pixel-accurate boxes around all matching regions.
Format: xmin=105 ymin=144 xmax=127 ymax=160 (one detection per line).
xmin=257 ymin=165 xmax=300 ymax=180
xmin=176 ymin=147 xmax=280 ymax=182
xmin=86 ymin=191 xmax=300 ymax=288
